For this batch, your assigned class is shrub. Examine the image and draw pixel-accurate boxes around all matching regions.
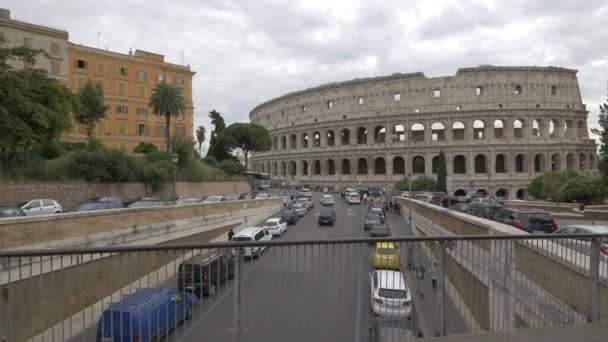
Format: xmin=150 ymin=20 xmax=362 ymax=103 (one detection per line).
xmin=219 ymin=159 xmax=246 ymax=174
xmin=133 ymin=142 xmax=158 ymax=154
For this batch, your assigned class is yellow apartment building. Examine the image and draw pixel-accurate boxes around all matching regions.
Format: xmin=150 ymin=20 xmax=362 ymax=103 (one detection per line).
xmin=65 ymin=43 xmax=196 ymax=151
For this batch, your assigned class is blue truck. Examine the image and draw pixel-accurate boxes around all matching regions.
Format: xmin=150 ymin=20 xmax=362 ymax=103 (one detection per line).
xmin=96 ymin=288 xmax=198 ymax=342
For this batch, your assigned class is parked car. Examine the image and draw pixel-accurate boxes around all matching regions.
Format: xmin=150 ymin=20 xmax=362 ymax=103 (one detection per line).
xmin=452 ymin=203 xmax=471 ymax=213
xmin=370 ymin=270 xmax=412 ymax=318
xmin=71 ymin=197 xmax=123 ymax=212
xmin=281 ymin=210 xmax=299 ymax=224
xmin=96 ymin=288 xmax=197 ymax=342
xmin=373 ymin=242 xmax=400 ymax=270
xmin=414 ymin=193 xmax=433 ymax=203
xmin=292 ymin=204 xmax=307 ymax=217
xmin=203 ymin=195 xmax=228 ymax=203
xmin=318 ymin=209 xmax=336 ymax=225
xmin=16 ymin=199 xmax=62 ymax=216
xmin=364 ymin=214 xmax=384 ymax=230
xmin=127 ymin=198 xmax=166 ymax=208
xmin=347 ymin=192 xmax=362 ymax=204
xmin=173 ymin=196 xmax=203 ymax=205
xmin=298 ymin=196 xmax=314 ymax=208
xmin=471 ymin=197 xmax=501 ymax=205
xmin=320 ymin=194 xmax=335 ymax=206
xmin=263 ymin=218 xmax=288 ymax=236
xmin=231 ymin=227 xmax=272 ymax=258
xmin=0 ymin=206 xmax=26 ymax=218
xmin=493 ymin=208 xmax=558 ymax=233
xmin=254 ymin=193 xmax=271 ymax=200
xmin=178 ymin=251 xmax=234 ymax=297
xmin=553 ymin=225 xmax=608 ymax=257
xmin=369 ymin=224 xmax=391 ymax=238
xmin=466 ymin=203 xmax=503 ymax=220
xmin=369 ymin=207 xmax=386 ymax=221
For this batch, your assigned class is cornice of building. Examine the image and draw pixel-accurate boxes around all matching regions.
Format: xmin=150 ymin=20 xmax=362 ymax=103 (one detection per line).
xmin=0 ymin=17 xmax=68 ymax=39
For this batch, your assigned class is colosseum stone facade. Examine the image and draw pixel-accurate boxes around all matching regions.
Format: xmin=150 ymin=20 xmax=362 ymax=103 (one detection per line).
xmin=249 ymin=65 xmax=598 ymax=199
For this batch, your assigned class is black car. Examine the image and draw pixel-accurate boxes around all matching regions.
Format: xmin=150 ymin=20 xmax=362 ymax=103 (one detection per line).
xmin=493 ymin=208 xmax=558 ymax=233
xmin=70 ymin=196 xmax=124 ymax=212
xmin=466 ymin=203 xmax=503 ymax=220
xmin=318 ymin=209 xmax=336 ymax=225
xmin=369 ymin=224 xmax=391 ymax=238
xmin=364 ymin=214 xmax=383 ymax=230
xmin=0 ymin=206 xmax=26 ymax=218
xmin=452 ymin=203 xmax=470 ymax=213
xmin=178 ymin=251 xmax=234 ymax=297
xmin=281 ymin=210 xmax=299 ymax=224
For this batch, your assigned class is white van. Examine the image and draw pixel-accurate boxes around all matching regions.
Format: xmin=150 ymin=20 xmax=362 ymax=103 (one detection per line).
xmin=232 ymin=227 xmax=272 ymax=257
xmin=347 ymin=192 xmax=361 ymax=204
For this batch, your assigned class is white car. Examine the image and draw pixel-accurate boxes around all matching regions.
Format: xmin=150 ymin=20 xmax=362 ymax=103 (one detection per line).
xmin=370 ymin=270 xmax=412 ymax=318
xmin=320 ymin=195 xmax=335 ymax=206
xmin=255 ymin=193 xmax=271 ymax=200
xmin=292 ymin=204 xmax=307 ymax=217
xmin=203 ymin=195 xmax=227 ymax=203
xmin=347 ymin=192 xmax=361 ymax=204
xmin=17 ymin=199 xmax=62 ymax=216
xmin=262 ymin=218 xmax=288 ymax=236
xmin=231 ymin=227 xmax=272 ymax=258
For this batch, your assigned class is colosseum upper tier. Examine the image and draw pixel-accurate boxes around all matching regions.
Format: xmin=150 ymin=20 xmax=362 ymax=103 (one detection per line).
xmin=249 ymin=65 xmax=598 ymax=199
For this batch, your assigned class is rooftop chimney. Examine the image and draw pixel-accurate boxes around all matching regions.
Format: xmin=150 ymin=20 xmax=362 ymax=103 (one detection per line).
xmin=0 ymin=8 xmax=10 ymax=19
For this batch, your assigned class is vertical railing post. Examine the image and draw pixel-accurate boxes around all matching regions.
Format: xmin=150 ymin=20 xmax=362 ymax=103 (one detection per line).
xmin=232 ymin=247 xmax=244 ymax=342
xmin=588 ymin=238 xmax=600 ymax=322
xmin=435 ymin=242 xmax=447 ymax=337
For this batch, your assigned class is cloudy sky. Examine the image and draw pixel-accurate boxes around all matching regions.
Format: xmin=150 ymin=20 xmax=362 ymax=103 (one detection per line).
xmin=5 ymin=0 xmax=608 ymax=149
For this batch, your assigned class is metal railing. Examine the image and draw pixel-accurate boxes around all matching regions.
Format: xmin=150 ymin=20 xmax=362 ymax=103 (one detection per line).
xmin=0 ymin=234 xmax=606 ymax=342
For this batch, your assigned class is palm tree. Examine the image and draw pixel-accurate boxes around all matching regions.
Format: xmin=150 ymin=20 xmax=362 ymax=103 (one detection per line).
xmin=196 ymin=125 xmax=206 ymax=156
xmin=149 ymin=81 xmax=186 ymax=151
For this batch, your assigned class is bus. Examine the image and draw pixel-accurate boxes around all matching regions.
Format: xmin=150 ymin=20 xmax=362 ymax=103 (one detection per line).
xmin=243 ymin=172 xmax=271 ymax=191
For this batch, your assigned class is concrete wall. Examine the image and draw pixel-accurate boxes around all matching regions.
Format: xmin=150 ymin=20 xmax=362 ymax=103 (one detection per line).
xmin=397 ymin=198 xmax=608 ymax=334
xmin=0 ymin=198 xmax=282 ymax=340
xmin=0 ymin=181 xmax=249 ymax=209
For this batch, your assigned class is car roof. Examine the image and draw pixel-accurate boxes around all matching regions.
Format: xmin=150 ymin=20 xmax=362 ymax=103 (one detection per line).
xmin=562 ymin=225 xmax=608 ymax=233
xmin=375 ymin=242 xmax=396 ymax=249
xmin=320 ymin=209 xmax=335 ymax=214
xmin=265 ymin=218 xmax=281 ymax=223
xmin=234 ymin=227 xmax=263 ymax=236
xmin=375 ymin=270 xmax=405 ymax=290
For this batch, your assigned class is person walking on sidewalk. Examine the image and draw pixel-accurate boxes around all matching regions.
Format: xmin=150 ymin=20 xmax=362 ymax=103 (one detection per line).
xmin=430 ymin=262 xmax=439 ymax=291
xmin=416 ymin=264 xmax=426 ymax=297
xmin=227 ymin=228 xmax=235 ymax=241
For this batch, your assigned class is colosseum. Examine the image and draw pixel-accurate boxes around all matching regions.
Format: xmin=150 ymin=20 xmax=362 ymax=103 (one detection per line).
xmin=249 ymin=65 xmax=598 ymax=199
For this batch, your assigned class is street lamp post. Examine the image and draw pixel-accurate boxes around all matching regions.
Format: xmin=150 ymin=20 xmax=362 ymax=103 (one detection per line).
xmin=172 ymin=153 xmax=179 ymax=199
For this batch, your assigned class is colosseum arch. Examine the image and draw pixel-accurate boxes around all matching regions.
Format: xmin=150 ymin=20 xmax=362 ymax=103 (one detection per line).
xmin=579 ymin=153 xmax=587 ymax=171
xmin=473 ymin=120 xmax=485 ymax=139
xmin=301 ymin=160 xmax=309 ymax=175
xmin=453 ymin=155 xmax=466 ymax=174
xmin=513 ymin=119 xmax=524 ymax=138
xmin=590 ymin=153 xmax=596 ymax=170
xmin=496 ymin=188 xmax=509 ymax=198
xmin=374 ymin=157 xmax=386 ymax=174
xmin=327 ymin=130 xmax=335 ymax=146
xmin=261 ymin=163 xmax=265 ymax=173
xmin=281 ymin=136 xmax=287 ymax=150
xmin=266 ymin=162 xmax=270 ymax=174
xmin=301 ymin=132 xmax=309 ymax=148
xmin=452 ymin=121 xmax=465 ymax=140
xmin=566 ymin=153 xmax=576 ymax=170
xmin=280 ymin=161 xmax=287 ymax=176
xmin=272 ymin=136 xmax=278 ymax=150
xmin=493 ymin=120 xmax=505 ymax=138
xmin=393 ymin=124 xmax=405 ymax=142
xmin=577 ymin=120 xmax=586 ymax=138
xmin=357 ymin=157 xmax=368 ymax=174
xmin=374 ymin=126 xmax=386 ymax=143
xmin=412 ymin=156 xmax=425 ymax=174
xmin=313 ymin=160 xmax=321 ymax=175
xmin=534 ymin=154 xmax=545 ymax=172
xmin=431 ymin=122 xmax=445 ymax=141
xmin=313 ymin=131 xmax=321 ymax=147
xmin=289 ymin=134 xmax=297 ymax=149
xmin=515 ymin=154 xmax=526 ymax=173
xmin=342 ymin=159 xmax=351 ymax=175
xmin=454 ymin=189 xmax=467 ymax=196
xmin=288 ymin=161 xmax=297 ymax=176
xmin=551 ymin=153 xmax=562 ymax=171
xmin=432 ymin=155 xmax=440 ymax=174
xmin=549 ymin=119 xmax=558 ymax=138
xmin=532 ymin=120 xmax=541 ymax=137
xmin=411 ymin=123 xmax=425 ymax=142
xmin=516 ymin=189 xmax=526 ymax=200
xmin=564 ymin=120 xmax=574 ymax=138
xmin=340 ymin=129 xmax=350 ymax=145
xmin=327 ymin=159 xmax=336 ymax=175
xmin=495 ymin=154 xmax=507 ymax=173
xmin=273 ymin=162 xmax=278 ymax=175
xmin=474 ymin=154 xmax=487 ymax=173
xmin=393 ymin=156 xmax=405 ymax=174
xmin=357 ymin=127 xmax=368 ymax=144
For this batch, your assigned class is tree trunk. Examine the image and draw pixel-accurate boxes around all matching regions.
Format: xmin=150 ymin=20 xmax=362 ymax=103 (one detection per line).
xmin=86 ymin=122 xmax=93 ymax=139
xmin=199 ymin=142 xmax=202 ymax=156
xmin=244 ymin=149 xmax=248 ymax=170
xmin=165 ymin=112 xmax=171 ymax=152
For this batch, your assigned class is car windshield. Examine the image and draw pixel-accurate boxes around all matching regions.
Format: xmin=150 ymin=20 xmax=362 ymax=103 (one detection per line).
xmin=366 ymin=215 xmax=381 ymax=221
xmin=376 ymin=248 xmax=395 ymax=255
xmin=263 ymin=221 xmax=278 ymax=227
xmin=0 ymin=208 xmax=22 ymax=217
xmin=378 ymin=288 xmax=406 ymax=299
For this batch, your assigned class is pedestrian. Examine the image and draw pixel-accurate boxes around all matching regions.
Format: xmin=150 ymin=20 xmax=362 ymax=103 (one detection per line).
xmin=227 ymin=228 xmax=235 ymax=241
xmin=416 ymin=264 xmax=425 ymax=297
xmin=430 ymin=262 xmax=439 ymax=291
xmin=579 ymin=201 xmax=586 ymax=212
xmin=363 ymin=193 xmax=368 ymax=203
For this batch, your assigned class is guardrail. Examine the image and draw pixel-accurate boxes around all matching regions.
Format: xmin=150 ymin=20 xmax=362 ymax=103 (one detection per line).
xmin=1 ymin=234 xmax=606 ymax=342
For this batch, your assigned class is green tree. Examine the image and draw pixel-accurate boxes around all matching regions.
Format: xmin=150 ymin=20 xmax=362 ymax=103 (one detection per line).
xmin=527 ymin=174 xmax=545 ymax=200
xmin=74 ymin=81 xmax=108 ymax=139
xmin=219 ymin=159 xmax=247 ymax=174
xmin=410 ymin=175 xmax=438 ymax=191
xmin=436 ymin=150 xmax=447 ymax=192
xmin=217 ymin=123 xmax=271 ymax=169
xmin=149 ymin=81 xmax=185 ymax=151
xmin=394 ymin=177 xmax=410 ymax=191
xmin=196 ymin=125 xmax=206 ymax=156
xmin=171 ymin=137 xmax=197 ymax=168
xmin=207 ymin=109 xmax=230 ymax=160
xmin=562 ymin=175 xmax=605 ymax=205
xmin=591 ymin=100 xmax=608 ymax=156
xmin=133 ymin=142 xmax=158 ymax=154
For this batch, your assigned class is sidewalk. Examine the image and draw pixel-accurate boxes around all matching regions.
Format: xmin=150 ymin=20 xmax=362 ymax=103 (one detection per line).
xmin=387 ymin=210 xmax=469 ymax=338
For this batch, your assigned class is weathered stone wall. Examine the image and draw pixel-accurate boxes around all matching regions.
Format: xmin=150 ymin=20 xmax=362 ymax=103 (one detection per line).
xmin=0 ymin=181 xmax=249 ymax=209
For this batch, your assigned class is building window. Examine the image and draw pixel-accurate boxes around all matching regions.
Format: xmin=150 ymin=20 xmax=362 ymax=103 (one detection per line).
xmin=175 ymin=77 xmax=183 ymax=85
xmin=175 ymin=126 xmax=185 ymax=137
xmin=136 ymin=70 xmax=146 ymax=80
xmin=414 ymin=108 xmax=420 ymax=113
xmin=0 ymin=32 xmax=6 ymax=44
xmin=76 ymin=59 xmax=87 ymax=69
xmin=158 ymin=112 xmax=165 ymax=119
xmin=157 ymin=125 xmax=167 ymax=137
xmin=475 ymin=86 xmax=483 ymax=96
xmin=327 ymin=100 xmax=333 ymax=109
xmin=116 ymin=105 xmax=128 ymax=115
xmin=117 ymin=121 xmax=127 ymax=135
xmin=118 ymin=81 xmax=127 ymax=96
xmin=551 ymin=85 xmax=557 ymax=95
xmin=97 ymin=119 xmax=106 ymax=134
xmin=118 ymin=66 xmax=128 ymax=77
xmin=76 ymin=75 xmax=87 ymax=90
xmin=137 ymin=107 xmax=147 ymax=117
xmin=281 ymin=110 xmax=285 ymax=117
xmin=358 ymin=97 xmax=364 ymax=105
xmin=394 ymin=93 xmax=401 ymax=101
xmin=498 ymin=103 xmax=503 ymax=109
xmin=433 ymin=89 xmax=441 ymax=98
xmin=301 ymin=105 xmax=307 ymax=113
xmin=23 ymin=37 xmax=33 ymax=48
xmin=177 ymin=112 xmax=184 ymax=121
xmin=137 ymin=85 xmax=145 ymax=98
xmin=97 ymin=63 xmax=105 ymax=74
xmin=514 ymin=84 xmax=522 ymax=95
xmin=51 ymin=60 xmax=60 ymax=75
xmin=96 ymin=79 xmax=107 ymax=93
xmin=138 ymin=124 xmax=147 ymax=136
xmin=50 ymin=42 xmax=60 ymax=56
xmin=456 ymin=105 xmax=461 ymax=111
xmin=157 ymin=74 xmax=165 ymax=82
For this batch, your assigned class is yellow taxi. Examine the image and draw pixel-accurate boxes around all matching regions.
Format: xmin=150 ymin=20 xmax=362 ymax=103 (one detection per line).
xmin=373 ymin=242 xmax=400 ymax=270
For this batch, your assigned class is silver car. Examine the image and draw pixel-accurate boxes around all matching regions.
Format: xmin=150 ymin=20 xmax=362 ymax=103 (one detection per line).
xmin=553 ymin=225 xmax=608 ymax=258
xmin=370 ymin=270 xmax=412 ymax=318
xmin=292 ymin=204 xmax=306 ymax=217
xmin=17 ymin=199 xmax=62 ymax=216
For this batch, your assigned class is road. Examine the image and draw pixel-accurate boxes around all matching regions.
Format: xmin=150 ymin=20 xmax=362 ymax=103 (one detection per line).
xmin=73 ymin=192 xmax=465 ymax=341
